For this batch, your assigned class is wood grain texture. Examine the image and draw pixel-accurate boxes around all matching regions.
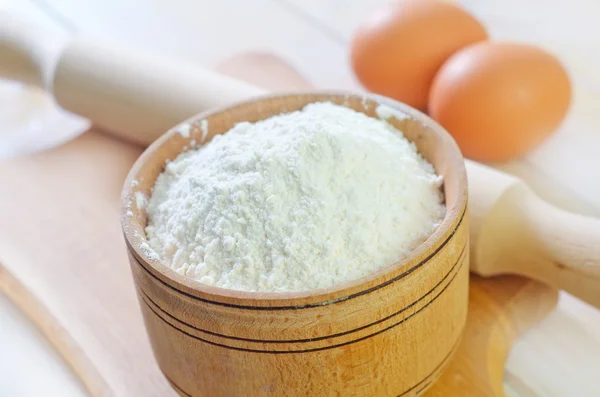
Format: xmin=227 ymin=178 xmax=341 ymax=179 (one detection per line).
xmin=426 ymin=275 xmax=558 ymax=396
xmin=122 ymin=93 xmax=469 ymax=396
xmin=0 ymin=53 xmax=557 ymax=397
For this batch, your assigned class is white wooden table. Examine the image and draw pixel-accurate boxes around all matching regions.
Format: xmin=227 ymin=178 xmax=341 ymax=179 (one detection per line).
xmin=1 ymin=0 xmax=599 ymax=396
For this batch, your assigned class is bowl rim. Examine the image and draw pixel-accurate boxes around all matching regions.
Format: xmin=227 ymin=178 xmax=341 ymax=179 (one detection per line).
xmin=121 ymin=91 xmax=467 ymax=309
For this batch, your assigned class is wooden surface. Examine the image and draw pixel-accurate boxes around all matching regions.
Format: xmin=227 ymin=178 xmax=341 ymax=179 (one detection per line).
xmin=0 ymin=132 xmax=151 ymax=396
xmin=0 ymin=138 xmax=555 ymax=396
xmin=0 ymin=208 xmax=557 ymax=397
xmin=0 ymin=52 xmax=556 ymax=396
xmin=123 ymin=92 xmax=468 ymax=396
xmin=0 ymin=129 xmax=555 ymax=396
xmin=1 ymin=0 xmax=600 ymax=395
xmin=426 ymin=275 xmax=557 ymax=396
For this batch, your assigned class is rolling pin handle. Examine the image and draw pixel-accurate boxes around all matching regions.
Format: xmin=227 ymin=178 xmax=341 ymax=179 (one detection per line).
xmin=521 ymin=187 xmax=600 ymax=307
xmin=477 ymin=182 xmax=600 ymax=308
xmin=0 ymin=12 xmax=66 ymax=90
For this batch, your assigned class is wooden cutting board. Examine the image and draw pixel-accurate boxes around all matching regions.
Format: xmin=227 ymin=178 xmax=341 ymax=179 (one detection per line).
xmin=0 ymin=54 xmax=558 ymax=396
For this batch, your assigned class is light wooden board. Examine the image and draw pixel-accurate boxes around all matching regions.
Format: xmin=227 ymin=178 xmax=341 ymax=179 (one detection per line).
xmin=0 ymin=132 xmax=154 ymax=396
xmin=427 ymin=275 xmax=557 ymax=396
xmin=3 ymin=1 xmax=600 ymax=393
xmin=0 ymin=52 xmax=558 ymax=397
xmin=0 ymin=201 xmax=557 ymax=397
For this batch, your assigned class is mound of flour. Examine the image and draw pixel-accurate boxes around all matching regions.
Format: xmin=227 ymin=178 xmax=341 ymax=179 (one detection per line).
xmin=145 ymin=102 xmax=444 ymax=292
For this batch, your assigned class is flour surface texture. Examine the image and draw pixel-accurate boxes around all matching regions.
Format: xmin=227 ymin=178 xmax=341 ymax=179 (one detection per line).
xmin=146 ymin=102 xmax=445 ymax=292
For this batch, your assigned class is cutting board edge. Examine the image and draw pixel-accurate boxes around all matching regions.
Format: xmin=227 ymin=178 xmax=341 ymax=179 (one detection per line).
xmin=0 ymin=262 xmax=105 ymax=396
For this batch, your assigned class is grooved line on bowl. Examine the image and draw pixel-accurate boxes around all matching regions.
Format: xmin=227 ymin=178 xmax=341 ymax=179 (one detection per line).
xmin=140 ymin=254 xmax=466 ymax=353
xmin=129 ymin=203 xmax=466 ymax=310
xmin=140 ymin=244 xmax=466 ymax=344
xmin=159 ymin=335 xmax=461 ymax=397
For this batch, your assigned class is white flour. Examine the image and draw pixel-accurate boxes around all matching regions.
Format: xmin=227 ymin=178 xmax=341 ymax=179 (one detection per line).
xmin=145 ymin=102 xmax=444 ymax=292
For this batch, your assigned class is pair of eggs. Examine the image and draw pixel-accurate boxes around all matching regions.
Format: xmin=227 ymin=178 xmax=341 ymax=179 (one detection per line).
xmin=351 ymin=0 xmax=571 ymax=162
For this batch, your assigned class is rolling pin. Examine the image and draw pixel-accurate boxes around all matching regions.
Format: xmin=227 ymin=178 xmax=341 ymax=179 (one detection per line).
xmin=2 ymin=14 xmax=599 ymax=308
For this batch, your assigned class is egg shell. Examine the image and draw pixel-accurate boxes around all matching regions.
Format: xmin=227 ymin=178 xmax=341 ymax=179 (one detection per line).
xmin=429 ymin=42 xmax=572 ymax=162
xmin=351 ymin=0 xmax=488 ymax=111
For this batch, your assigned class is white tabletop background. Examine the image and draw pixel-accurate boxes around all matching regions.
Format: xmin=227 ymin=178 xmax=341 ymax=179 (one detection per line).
xmin=1 ymin=0 xmax=599 ymax=395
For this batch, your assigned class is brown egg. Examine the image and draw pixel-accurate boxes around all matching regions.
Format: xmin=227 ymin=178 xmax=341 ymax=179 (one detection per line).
xmin=351 ymin=0 xmax=488 ymax=111
xmin=429 ymin=42 xmax=572 ymax=162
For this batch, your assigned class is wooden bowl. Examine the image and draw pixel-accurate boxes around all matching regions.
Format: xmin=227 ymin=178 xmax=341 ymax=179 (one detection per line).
xmin=121 ymin=92 xmax=469 ymax=397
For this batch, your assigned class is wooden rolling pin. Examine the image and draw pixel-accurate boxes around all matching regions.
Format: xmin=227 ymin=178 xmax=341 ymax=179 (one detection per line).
xmin=2 ymin=15 xmax=599 ymax=308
